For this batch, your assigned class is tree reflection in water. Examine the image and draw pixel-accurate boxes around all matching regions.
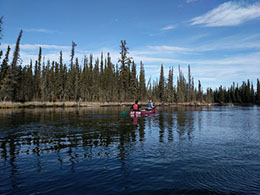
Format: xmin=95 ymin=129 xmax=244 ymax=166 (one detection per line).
xmin=0 ymin=106 xmax=201 ymax=183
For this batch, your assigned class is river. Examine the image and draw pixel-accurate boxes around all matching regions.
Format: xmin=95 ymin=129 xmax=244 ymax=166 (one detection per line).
xmin=0 ymin=106 xmax=260 ymax=194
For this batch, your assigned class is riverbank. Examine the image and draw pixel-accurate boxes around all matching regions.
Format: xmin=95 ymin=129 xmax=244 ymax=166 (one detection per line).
xmin=0 ymin=101 xmax=233 ymax=109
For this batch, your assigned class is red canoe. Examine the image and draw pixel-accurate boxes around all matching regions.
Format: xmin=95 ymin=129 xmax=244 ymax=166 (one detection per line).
xmin=129 ymin=107 xmax=157 ymax=117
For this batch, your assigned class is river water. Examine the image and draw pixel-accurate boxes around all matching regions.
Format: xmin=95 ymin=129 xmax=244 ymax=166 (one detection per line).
xmin=0 ymin=106 xmax=260 ymax=194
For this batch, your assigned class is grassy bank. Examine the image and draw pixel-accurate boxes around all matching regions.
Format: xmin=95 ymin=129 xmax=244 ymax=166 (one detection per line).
xmin=0 ymin=101 xmax=222 ymax=109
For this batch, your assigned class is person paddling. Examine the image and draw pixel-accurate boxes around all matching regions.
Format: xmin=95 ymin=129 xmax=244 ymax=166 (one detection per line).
xmin=147 ymin=100 xmax=152 ymax=110
xmin=147 ymin=99 xmax=154 ymax=110
xmin=131 ymin=100 xmax=141 ymax=111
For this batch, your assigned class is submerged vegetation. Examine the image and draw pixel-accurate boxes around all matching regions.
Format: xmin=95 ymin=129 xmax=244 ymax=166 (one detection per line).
xmin=0 ymin=24 xmax=260 ymax=105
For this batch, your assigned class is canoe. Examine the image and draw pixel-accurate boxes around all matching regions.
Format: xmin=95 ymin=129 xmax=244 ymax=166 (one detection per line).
xmin=129 ymin=107 xmax=157 ymax=117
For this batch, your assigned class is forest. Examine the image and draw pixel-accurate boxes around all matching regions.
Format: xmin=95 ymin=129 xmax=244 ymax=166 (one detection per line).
xmin=0 ymin=23 xmax=260 ymax=105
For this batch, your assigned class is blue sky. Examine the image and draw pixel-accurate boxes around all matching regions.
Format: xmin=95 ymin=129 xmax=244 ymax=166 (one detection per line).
xmin=0 ymin=0 xmax=260 ymax=89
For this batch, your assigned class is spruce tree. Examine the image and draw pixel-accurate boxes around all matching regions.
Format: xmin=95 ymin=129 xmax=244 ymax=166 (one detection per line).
xmin=256 ymin=79 xmax=260 ymax=104
xmin=81 ymin=55 xmax=89 ymax=100
xmin=198 ymin=80 xmax=202 ymax=102
xmin=0 ymin=17 xmax=3 ymax=60
xmin=59 ymin=51 xmax=65 ymax=100
xmin=0 ymin=16 xmax=3 ymax=43
xmin=0 ymin=45 xmax=11 ymax=83
xmin=65 ymin=42 xmax=77 ymax=100
xmin=74 ymin=57 xmax=81 ymax=101
xmin=34 ymin=47 xmax=42 ymax=100
xmin=0 ymin=46 xmax=11 ymax=100
xmin=118 ymin=40 xmax=132 ymax=100
xmin=158 ymin=64 xmax=165 ymax=101
xmin=177 ymin=66 xmax=185 ymax=103
xmin=246 ymin=80 xmax=251 ymax=103
xmin=187 ymin=65 xmax=192 ymax=102
xmin=26 ymin=61 xmax=34 ymax=101
xmin=250 ymin=83 xmax=255 ymax=103
xmin=167 ymin=67 xmax=174 ymax=103
xmin=9 ymin=30 xmax=23 ymax=101
xmin=129 ymin=60 xmax=138 ymax=101
xmin=71 ymin=41 xmax=77 ymax=69
xmin=139 ymin=61 xmax=146 ymax=100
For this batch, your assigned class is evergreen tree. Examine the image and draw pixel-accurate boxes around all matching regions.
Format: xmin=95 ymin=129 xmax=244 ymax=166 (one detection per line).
xmin=0 ymin=45 xmax=11 ymax=83
xmin=250 ymin=82 xmax=255 ymax=103
xmin=198 ymin=80 xmax=203 ymax=102
xmin=0 ymin=16 xmax=3 ymax=43
xmin=26 ymin=61 xmax=34 ymax=101
xmin=9 ymin=30 xmax=23 ymax=101
xmin=74 ymin=57 xmax=81 ymax=101
xmin=167 ymin=67 xmax=174 ymax=103
xmin=218 ymin=85 xmax=224 ymax=103
xmin=54 ymin=61 xmax=60 ymax=100
xmin=206 ymin=88 xmax=213 ymax=103
xmin=0 ymin=17 xmax=3 ymax=60
xmin=71 ymin=41 xmax=77 ymax=69
xmin=65 ymin=42 xmax=77 ymax=100
xmin=139 ymin=61 xmax=146 ymax=100
xmin=158 ymin=64 xmax=165 ymax=101
xmin=92 ymin=58 xmax=100 ymax=101
xmin=81 ymin=55 xmax=89 ymax=100
xmin=118 ymin=40 xmax=132 ymax=100
xmin=106 ymin=53 xmax=115 ymax=101
xmin=246 ymin=79 xmax=251 ymax=103
xmin=99 ymin=52 xmax=105 ymax=100
xmin=187 ymin=65 xmax=192 ymax=102
xmin=256 ymin=79 xmax=260 ymax=104
xmin=0 ymin=46 xmax=11 ymax=100
xmin=177 ymin=65 xmax=185 ymax=103
xmin=129 ymin=60 xmax=138 ymax=101
xmin=34 ymin=47 xmax=42 ymax=99
xmin=59 ymin=51 xmax=65 ymax=100
xmin=88 ymin=54 xmax=94 ymax=100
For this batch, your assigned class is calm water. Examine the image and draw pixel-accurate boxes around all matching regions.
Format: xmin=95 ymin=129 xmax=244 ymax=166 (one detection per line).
xmin=0 ymin=106 xmax=260 ymax=194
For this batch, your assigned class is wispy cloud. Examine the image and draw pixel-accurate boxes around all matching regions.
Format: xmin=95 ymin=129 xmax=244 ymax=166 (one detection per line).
xmin=148 ymin=45 xmax=192 ymax=53
xmin=0 ymin=43 xmax=70 ymax=51
xmin=186 ymin=0 xmax=198 ymax=3
xmin=23 ymin=28 xmax=56 ymax=33
xmin=189 ymin=33 xmax=209 ymax=42
xmin=190 ymin=1 xmax=260 ymax=27
xmin=160 ymin=25 xmax=175 ymax=31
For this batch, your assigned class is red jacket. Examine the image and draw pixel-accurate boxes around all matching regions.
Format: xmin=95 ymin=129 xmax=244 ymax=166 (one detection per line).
xmin=133 ymin=104 xmax=139 ymax=111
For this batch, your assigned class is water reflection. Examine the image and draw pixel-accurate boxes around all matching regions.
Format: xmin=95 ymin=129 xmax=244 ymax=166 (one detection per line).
xmin=3 ymin=106 xmax=259 ymax=194
xmin=157 ymin=107 xmax=198 ymax=142
xmin=0 ymin=107 xmax=202 ymax=167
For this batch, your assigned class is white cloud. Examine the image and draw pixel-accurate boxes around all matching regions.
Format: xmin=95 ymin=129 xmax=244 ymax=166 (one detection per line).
xmin=21 ymin=44 xmax=70 ymax=50
xmin=23 ymin=28 xmax=56 ymax=33
xmin=189 ymin=33 xmax=209 ymax=42
xmin=148 ymin=45 xmax=192 ymax=52
xmin=186 ymin=0 xmax=198 ymax=3
xmin=0 ymin=43 xmax=70 ymax=51
xmin=190 ymin=1 xmax=260 ymax=27
xmin=160 ymin=25 xmax=175 ymax=31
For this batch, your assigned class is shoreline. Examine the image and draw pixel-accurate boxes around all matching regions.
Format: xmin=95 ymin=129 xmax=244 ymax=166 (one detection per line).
xmin=0 ymin=101 xmax=253 ymax=109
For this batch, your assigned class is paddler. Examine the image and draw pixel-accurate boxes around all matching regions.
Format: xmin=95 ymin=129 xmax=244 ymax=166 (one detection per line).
xmin=131 ymin=100 xmax=141 ymax=111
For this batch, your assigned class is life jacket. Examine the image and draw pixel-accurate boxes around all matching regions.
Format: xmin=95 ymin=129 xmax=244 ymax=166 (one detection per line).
xmin=133 ymin=104 xmax=138 ymax=111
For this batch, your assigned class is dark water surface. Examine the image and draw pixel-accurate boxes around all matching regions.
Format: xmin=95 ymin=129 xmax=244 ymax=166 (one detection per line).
xmin=0 ymin=106 xmax=260 ymax=194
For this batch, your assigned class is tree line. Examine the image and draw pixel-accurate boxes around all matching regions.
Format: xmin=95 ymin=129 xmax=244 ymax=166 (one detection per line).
xmin=0 ymin=28 xmax=260 ymax=104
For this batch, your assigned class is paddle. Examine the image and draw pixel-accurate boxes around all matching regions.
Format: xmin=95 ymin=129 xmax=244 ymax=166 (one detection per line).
xmin=121 ymin=110 xmax=129 ymax=116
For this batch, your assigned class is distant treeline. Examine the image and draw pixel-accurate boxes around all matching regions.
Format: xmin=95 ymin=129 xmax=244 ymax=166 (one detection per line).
xmin=0 ymin=29 xmax=260 ymax=104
